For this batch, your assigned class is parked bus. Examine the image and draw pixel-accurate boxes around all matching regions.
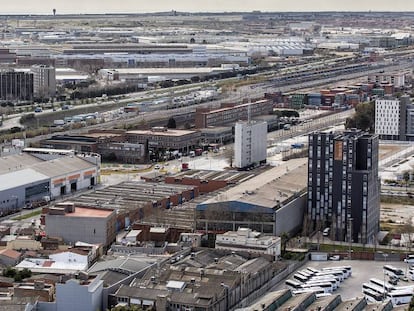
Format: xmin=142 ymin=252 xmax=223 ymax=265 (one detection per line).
xmin=386 ymin=290 xmax=413 ymax=306
xmin=297 ymin=270 xmax=313 ymax=279
xmin=293 ymin=273 xmax=309 ymax=283
xmin=383 ymin=265 xmax=404 ymax=279
xmin=315 ymin=271 xmax=344 ymax=282
xmin=293 ymin=287 xmax=325 ymax=295
xmin=306 ymin=267 xmax=320 ymax=274
xmin=306 ymin=279 xmax=338 ymax=291
xmin=369 ymin=278 xmax=395 ymax=292
xmin=362 ymin=283 xmax=387 ymax=296
xmin=285 ymin=279 xmax=302 ymax=289
xmin=308 ymin=276 xmax=340 ymax=289
xmin=301 ymin=282 xmax=333 ymax=293
xmin=363 ymin=288 xmax=384 ymax=303
xmin=325 ymin=266 xmax=352 ymax=277
xmin=322 ymin=267 xmax=351 ymax=279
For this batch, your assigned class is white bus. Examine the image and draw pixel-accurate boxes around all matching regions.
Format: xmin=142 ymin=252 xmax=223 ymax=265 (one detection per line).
xmin=306 ymin=267 xmax=320 ymax=274
xmin=363 ymin=288 xmax=384 ymax=303
xmin=285 ymin=279 xmax=302 ymax=289
xmin=322 ymin=267 xmax=351 ymax=279
xmin=362 ymin=283 xmax=387 ymax=296
xmin=301 ymin=282 xmax=333 ymax=293
xmin=293 ymin=273 xmax=309 ymax=283
xmin=369 ymin=278 xmax=395 ymax=292
xmin=315 ymin=271 xmax=344 ymax=282
xmin=383 ymin=265 xmax=404 ymax=279
xmin=293 ymin=287 xmax=325 ymax=296
xmin=386 ymin=290 xmax=413 ymax=306
xmin=308 ymin=276 xmax=340 ymax=289
xmin=306 ymin=279 xmax=338 ymax=290
xmin=297 ymin=270 xmax=313 ymax=279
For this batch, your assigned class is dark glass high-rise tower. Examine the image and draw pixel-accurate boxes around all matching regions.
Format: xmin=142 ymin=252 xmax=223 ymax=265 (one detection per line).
xmin=306 ymin=129 xmax=380 ymax=244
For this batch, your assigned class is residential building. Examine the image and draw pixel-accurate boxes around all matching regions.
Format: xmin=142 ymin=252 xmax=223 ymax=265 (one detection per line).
xmin=195 ymin=99 xmax=273 ymax=128
xmin=0 ymin=248 xmax=22 ymax=266
xmin=31 ymin=64 xmax=56 ymax=99
xmin=234 ymin=120 xmax=267 ymax=169
xmin=306 ymin=129 xmax=380 ymax=244
xmin=13 ymin=281 xmax=54 ymax=302
xmin=374 ymin=96 xmax=412 ymax=140
xmin=215 ymin=228 xmax=281 ymax=260
xmin=45 ymin=204 xmax=116 ymax=249
xmin=0 ymin=70 xmax=33 ymax=101
xmin=368 ymin=71 xmax=406 ymax=88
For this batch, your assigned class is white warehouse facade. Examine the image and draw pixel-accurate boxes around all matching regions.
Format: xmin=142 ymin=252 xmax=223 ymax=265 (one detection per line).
xmin=234 ymin=120 xmax=267 ymax=169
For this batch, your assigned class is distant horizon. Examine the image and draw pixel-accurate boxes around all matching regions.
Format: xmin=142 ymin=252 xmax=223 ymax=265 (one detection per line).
xmin=1 ymin=0 xmax=414 ymax=15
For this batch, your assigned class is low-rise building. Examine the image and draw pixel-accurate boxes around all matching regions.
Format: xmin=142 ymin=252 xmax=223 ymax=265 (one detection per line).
xmin=215 ymin=228 xmax=281 ymax=260
xmin=0 ymin=249 xmax=22 ymax=266
xmin=45 ymin=204 xmax=116 ymax=249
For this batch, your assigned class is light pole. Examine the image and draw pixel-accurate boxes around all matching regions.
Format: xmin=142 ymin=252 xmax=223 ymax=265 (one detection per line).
xmin=382 ymin=253 xmax=388 ymax=301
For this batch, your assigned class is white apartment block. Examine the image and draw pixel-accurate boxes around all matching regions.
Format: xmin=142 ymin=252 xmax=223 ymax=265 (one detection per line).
xmin=31 ymin=64 xmax=56 ymax=98
xmin=368 ymin=72 xmax=406 ymax=87
xmin=375 ymin=98 xmax=401 ymax=139
xmin=234 ymin=120 xmax=267 ymax=169
xmin=215 ymin=228 xmax=281 ymax=260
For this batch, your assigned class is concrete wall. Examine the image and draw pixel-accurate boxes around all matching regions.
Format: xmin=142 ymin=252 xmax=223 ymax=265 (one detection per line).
xmin=45 ymin=213 xmax=115 ymax=248
xmin=275 ymin=193 xmax=306 ymax=236
xmin=55 ymin=278 xmax=103 ymax=311
xmin=50 ymin=168 xmax=98 ymax=198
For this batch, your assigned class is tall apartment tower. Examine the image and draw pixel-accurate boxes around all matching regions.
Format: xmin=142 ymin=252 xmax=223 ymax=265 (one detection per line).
xmin=234 ymin=120 xmax=267 ymax=169
xmin=0 ymin=70 xmax=33 ymax=101
xmin=306 ymin=129 xmax=380 ymax=244
xmin=31 ymin=65 xmax=56 ymax=99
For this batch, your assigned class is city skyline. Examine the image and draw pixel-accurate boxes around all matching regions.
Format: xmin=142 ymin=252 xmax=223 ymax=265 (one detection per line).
xmin=2 ymin=0 xmax=414 ymax=14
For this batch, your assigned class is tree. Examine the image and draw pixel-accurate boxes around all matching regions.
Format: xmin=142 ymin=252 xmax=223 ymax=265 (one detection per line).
xmin=403 ymin=171 xmax=410 ymax=192
xmin=281 ymin=232 xmax=290 ymax=256
xmin=166 ymin=117 xmax=176 ymax=129
xmin=409 ymin=295 xmax=414 ymax=311
xmin=53 ymin=8 xmax=56 ymax=16
xmin=345 ymin=101 xmax=375 ymax=132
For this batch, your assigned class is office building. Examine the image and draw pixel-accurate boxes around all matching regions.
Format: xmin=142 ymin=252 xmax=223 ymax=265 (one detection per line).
xmin=31 ymin=65 xmax=56 ymax=99
xmin=234 ymin=120 xmax=267 ymax=169
xmin=306 ymin=129 xmax=380 ymax=244
xmin=0 ymin=70 xmax=33 ymax=101
xmin=195 ymin=99 xmax=272 ymax=128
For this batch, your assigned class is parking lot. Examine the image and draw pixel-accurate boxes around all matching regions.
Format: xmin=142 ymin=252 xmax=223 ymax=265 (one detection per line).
xmin=275 ymin=260 xmax=414 ymax=300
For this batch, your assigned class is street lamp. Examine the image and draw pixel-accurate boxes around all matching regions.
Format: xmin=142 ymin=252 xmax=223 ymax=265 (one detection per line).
xmin=382 ymin=253 xmax=388 ymax=301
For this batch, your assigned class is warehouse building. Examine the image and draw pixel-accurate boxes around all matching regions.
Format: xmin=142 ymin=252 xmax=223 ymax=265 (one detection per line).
xmin=0 ymin=152 xmax=100 ymax=214
xmin=196 ymin=158 xmax=307 ymax=236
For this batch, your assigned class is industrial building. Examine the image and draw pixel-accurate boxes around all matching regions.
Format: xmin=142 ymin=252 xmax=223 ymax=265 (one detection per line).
xmin=368 ymin=71 xmax=407 ymax=88
xmin=195 ymin=99 xmax=273 ymax=128
xmin=215 ymin=228 xmax=281 ymax=260
xmin=306 ymin=129 xmax=380 ymax=244
xmin=234 ymin=120 xmax=267 ymax=169
xmin=196 ymin=158 xmax=307 ymax=236
xmin=375 ymin=95 xmax=414 ymax=141
xmin=45 ymin=203 xmax=117 ymax=249
xmin=126 ymin=127 xmax=201 ymax=155
xmin=0 ymin=151 xmax=100 ymax=214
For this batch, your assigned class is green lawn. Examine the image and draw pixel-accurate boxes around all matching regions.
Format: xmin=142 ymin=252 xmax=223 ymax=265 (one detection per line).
xmin=12 ymin=210 xmax=42 ymax=221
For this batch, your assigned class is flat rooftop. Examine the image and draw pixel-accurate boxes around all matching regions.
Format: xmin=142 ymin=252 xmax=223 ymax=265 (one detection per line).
xmin=127 ymin=129 xmax=197 ymax=137
xmin=63 ymin=207 xmax=113 ymax=218
xmin=171 ymin=169 xmax=255 ymax=184
xmin=201 ymin=158 xmax=307 ymax=208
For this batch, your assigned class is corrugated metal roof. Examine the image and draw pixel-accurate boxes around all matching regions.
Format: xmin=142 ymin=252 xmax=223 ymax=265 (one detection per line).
xmin=0 ymin=153 xmax=43 ymax=174
xmin=30 ymin=156 xmax=95 ymax=177
xmin=0 ymin=168 xmax=49 ymax=192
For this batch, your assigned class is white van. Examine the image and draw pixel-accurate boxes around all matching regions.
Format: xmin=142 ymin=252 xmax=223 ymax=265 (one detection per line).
xmin=323 ymin=227 xmax=330 ymax=236
xmin=405 ymin=255 xmax=414 ymax=264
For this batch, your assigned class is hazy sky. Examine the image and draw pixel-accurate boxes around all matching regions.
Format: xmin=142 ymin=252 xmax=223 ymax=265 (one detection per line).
xmin=2 ymin=0 xmax=414 ymax=14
